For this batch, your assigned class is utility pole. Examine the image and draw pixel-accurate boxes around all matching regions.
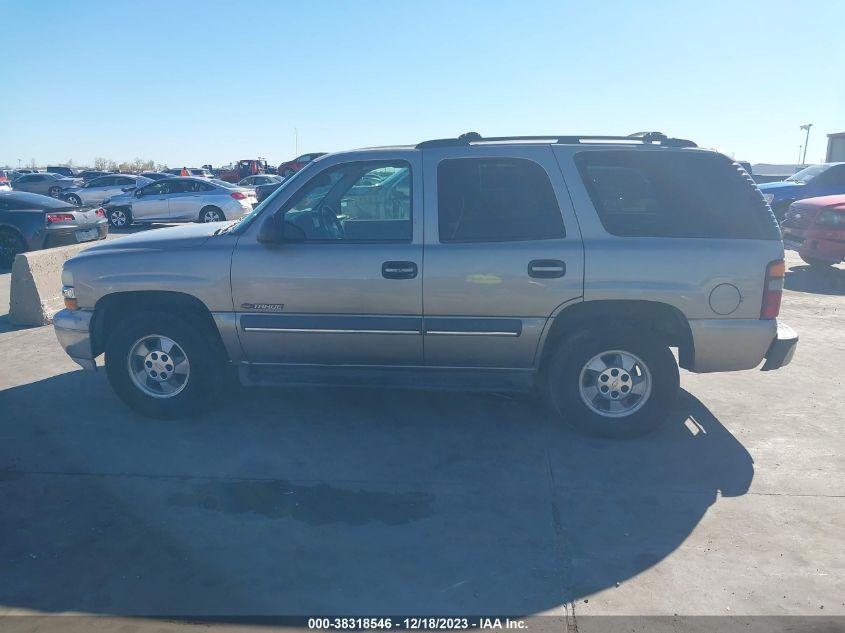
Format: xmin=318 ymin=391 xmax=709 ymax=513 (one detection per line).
xmin=800 ymin=124 xmax=813 ymax=165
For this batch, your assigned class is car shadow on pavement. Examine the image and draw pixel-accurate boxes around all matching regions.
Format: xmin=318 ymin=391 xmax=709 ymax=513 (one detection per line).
xmin=0 ymin=370 xmax=753 ymax=617
xmin=784 ymin=264 xmax=845 ymax=295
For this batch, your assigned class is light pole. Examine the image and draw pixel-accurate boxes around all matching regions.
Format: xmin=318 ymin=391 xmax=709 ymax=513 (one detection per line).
xmin=17 ymin=158 xmax=21 ymax=168
xmin=800 ymin=124 xmax=813 ymax=165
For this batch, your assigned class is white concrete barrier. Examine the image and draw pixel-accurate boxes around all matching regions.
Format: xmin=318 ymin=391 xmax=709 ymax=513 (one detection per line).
xmin=9 ymin=242 xmax=97 ymax=326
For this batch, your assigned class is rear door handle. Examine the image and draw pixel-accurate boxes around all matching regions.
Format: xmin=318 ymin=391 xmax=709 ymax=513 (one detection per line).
xmin=382 ymin=261 xmax=418 ymax=279
xmin=528 ymin=259 xmax=566 ymax=278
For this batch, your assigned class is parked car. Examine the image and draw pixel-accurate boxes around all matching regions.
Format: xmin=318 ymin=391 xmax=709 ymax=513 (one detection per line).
xmin=78 ymin=170 xmax=113 ymax=183
xmin=238 ymin=174 xmax=281 ymax=187
xmin=758 ymin=162 xmax=845 ymax=219
xmin=46 ymin=166 xmax=79 ymax=178
xmin=61 ymin=174 xmax=152 ymax=206
xmin=54 ymin=132 xmax=797 ymax=437
xmin=139 ymin=172 xmax=175 ymax=181
xmin=277 ymin=153 xmax=326 ymax=177
xmin=0 ymin=192 xmax=107 ymax=267
xmin=0 ymin=170 xmax=12 ymax=191
xmin=11 ymin=172 xmax=79 ymax=197
xmin=781 ymin=194 xmax=845 ymax=267
xmin=217 ymin=159 xmax=271 ymax=183
xmin=255 ymin=180 xmax=285 ymax=203
xmin=163 ymin=167 xmax=214 ymax=178
xmin=102 ymin=177 xmax=256 ymax=227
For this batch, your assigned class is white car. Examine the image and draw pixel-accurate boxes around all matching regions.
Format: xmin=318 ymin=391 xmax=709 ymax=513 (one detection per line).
xmin=102 ymin=177 xmax=256 ymax=227
xmin=62 ymin=174 xmax=152 ymax=206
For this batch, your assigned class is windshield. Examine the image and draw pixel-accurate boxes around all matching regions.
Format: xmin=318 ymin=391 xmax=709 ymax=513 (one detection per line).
xmin=226 ymin=165 xmax=312 ymax=235
xmin=786 ymin=164 xmax=829 ymax=183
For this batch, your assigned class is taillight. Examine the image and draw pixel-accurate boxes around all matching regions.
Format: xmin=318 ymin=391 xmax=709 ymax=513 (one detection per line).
xmin=46 ymin=213 xmax=75 ymax=224
xmin=95 ymin=207 xmax=106 ymax=217
xmin=761 ymin=259 xmax=785 ymax=319
xmin=230 ymin=191 xmax=247 ymax=200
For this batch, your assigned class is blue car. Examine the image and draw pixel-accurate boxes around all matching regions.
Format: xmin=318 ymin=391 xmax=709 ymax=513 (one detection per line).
xmin=758 ymin=162 xmax=845 ymax=219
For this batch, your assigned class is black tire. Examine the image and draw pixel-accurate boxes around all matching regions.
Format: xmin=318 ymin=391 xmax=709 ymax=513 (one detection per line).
xmin=66 ymin=194 xmax=82 ymax=206
xmin=48 ymin=186 xmax=61 ymax=198
xmin=0 ymin=229 xmax=26 ymax=269
xmin=105 ymin=311 xmax=226 ymax=418
xmin=546 ymin=326 xmax=679 ymax=439
xmin=800 ymin=255 xmax=831 ymax=268
xmin=199 ymin=206 xmax=223 ymax=223
xmin=108 ymin=207 xmax=131 ymax=228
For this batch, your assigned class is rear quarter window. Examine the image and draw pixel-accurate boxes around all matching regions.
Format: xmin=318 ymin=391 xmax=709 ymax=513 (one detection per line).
xmin=575 ymin=150 xmax=780 ymax=240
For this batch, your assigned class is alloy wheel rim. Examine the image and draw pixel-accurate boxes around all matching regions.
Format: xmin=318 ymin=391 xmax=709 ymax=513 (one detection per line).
xmin=111 ymin=210 xmax=126 ymax=226
xmin=127 ymin=334 xmax=190 ymax=399
xmin=578 ymin=349 xmax=652 ymax=418
xmin=203 ymin=210 xmax=220 ymax=222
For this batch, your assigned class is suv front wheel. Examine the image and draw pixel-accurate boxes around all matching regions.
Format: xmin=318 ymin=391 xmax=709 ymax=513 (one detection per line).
xmin=546 ymin=327 xmax=679 ymax=438
xmin=105 ymin=311 xmax=223 ymax=418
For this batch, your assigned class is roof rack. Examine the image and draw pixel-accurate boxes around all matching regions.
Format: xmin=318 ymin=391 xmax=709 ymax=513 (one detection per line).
xmin=415 ymin=131 xmax=697 ymax=149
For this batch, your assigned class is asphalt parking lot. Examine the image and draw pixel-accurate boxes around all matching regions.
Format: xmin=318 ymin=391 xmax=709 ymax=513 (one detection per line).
xmin=0 ymin=247 xmax=843 ymax=625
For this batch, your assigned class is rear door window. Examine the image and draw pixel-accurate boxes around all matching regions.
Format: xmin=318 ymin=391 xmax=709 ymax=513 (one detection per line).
xmin=437 ymin=157 xmax=565 ymax=242
xmin=574 ymin=150 xmax=780 ymax=239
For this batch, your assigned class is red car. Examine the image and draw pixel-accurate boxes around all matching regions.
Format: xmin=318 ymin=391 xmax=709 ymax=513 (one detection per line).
xmin=276 ymin=152 xmax=326 ymax=177
xmin=781 ymin=195 xmax=845 ymax=267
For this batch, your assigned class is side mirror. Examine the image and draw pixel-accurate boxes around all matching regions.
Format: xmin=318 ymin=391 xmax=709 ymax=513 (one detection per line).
xmin=257 ymin=213 xmax=307 ymax=243
xmin=257 ymin=214 xmax=278 ymax=243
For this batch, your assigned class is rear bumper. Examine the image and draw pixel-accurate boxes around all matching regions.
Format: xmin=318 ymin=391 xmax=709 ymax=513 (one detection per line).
xmin=687 ymin=318 xmax=796 ymax=373
xmin=761 ymin=322 xmax=799 ymax=371
xmin=53 ymin=308 xmax=97 ymax=371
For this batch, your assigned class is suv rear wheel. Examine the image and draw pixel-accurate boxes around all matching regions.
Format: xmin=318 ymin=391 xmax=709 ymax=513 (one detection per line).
xmin=105 ymin=311 xmax=224 ymax=418
xmin=546 ymin=327 xmax=679 ymax=438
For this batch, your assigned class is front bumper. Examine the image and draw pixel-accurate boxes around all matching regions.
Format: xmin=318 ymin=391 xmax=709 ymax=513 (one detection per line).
xmin=761 ymin=322 xmax=799 ymax=371
xmin=53 ymin=308 xmax=97 ymax=371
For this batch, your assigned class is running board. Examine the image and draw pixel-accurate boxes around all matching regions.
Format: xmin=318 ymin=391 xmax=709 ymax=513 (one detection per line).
xmin=239 ymin=364 xmax=536 ymax=393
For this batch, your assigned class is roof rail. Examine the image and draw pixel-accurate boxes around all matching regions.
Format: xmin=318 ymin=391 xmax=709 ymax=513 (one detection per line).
xmin=415 ymin=131 xmax=697 ymax=149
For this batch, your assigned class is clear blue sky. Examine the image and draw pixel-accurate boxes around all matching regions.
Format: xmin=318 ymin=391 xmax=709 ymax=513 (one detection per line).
xmin=2 ymin=0 xmax=843 ymax=168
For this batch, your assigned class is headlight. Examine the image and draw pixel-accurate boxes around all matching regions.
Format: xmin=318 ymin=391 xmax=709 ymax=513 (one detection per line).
xmin=61 ymin=268 xmax=77 ymax=310
xmin=762 ymin=193 xmax=775 ymax=205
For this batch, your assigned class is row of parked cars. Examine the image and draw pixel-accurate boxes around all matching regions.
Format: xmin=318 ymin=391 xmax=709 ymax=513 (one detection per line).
xmin=756 ymin=163 xmax=845 ymax=268
xmin=3 ymin=155 xmax=844 ymax=270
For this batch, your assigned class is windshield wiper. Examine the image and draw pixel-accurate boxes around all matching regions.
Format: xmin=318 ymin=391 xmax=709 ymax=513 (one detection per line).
xmin=213 ymin=220 xmax=239 ymax=235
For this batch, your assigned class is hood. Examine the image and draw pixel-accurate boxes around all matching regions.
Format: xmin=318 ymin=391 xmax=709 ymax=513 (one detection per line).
xmin=78 ymin=222 xmax=221 ymax=256
xmin=790 ymin=194 xmax=845 ymax=210
xmin=757 ymin=180 xmax=806 ymax=192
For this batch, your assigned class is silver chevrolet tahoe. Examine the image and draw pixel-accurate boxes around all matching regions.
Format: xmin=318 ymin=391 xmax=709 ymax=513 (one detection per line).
xmin=54 ymin=132 xmax=798 ymax=438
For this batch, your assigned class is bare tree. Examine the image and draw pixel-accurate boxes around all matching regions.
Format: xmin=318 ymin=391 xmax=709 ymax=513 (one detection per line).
xmin=93 ymin=157 xmax=109 ymax=170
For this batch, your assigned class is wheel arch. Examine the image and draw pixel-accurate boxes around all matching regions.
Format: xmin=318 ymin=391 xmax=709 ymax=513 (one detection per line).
xmin=198 ymin=205 xmax=223 ymax=222
xmin=539 ymin=299 xmax=694 ymax=371
xmin=92 ymin=291 xmax=226 ymax=360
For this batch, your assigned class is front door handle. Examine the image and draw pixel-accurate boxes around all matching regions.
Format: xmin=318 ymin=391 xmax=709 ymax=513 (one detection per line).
xmin=382 ymin=261 xmax=418 ymax=280
xmin=528 ymin=259 xmax=566 ymax=278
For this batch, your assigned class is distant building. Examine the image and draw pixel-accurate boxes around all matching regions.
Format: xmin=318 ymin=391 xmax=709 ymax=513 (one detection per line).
xmin=827 ymin=132 xmax=845 ymax=162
